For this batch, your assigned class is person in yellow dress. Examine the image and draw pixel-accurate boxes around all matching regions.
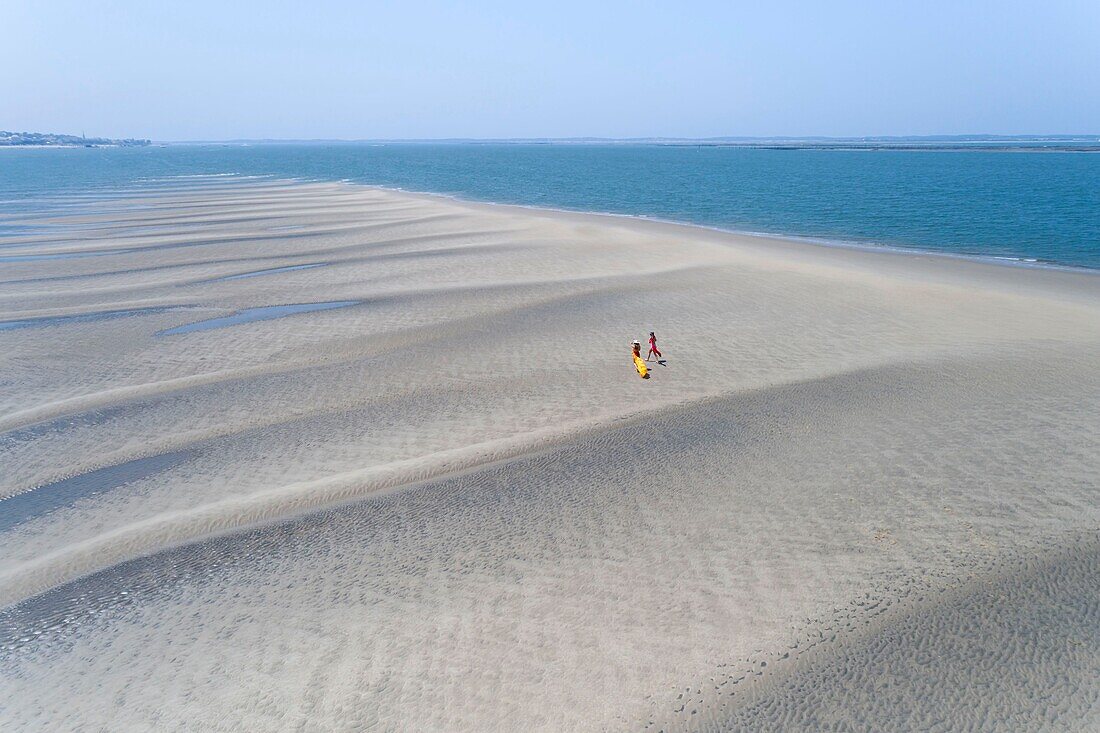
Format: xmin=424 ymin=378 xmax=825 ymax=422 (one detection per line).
xmin=631 ymin=339 xmax=649 ymax=379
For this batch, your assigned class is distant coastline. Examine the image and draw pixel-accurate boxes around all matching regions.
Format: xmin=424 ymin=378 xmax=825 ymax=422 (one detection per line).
xmin=167 ymin=134 xmax=1100 ymax=152
xmin=0 ymin=130 xmax=150 ymax=148
xmin=6 ymin=132 xmax=1097 ymax=151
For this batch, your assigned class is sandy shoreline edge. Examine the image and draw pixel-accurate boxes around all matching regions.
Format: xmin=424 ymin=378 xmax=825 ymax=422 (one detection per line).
xmin=374 ymin=180 xmax=1100 ymax=276
xmin=5 ymin=172 xmax=1099 ymax=277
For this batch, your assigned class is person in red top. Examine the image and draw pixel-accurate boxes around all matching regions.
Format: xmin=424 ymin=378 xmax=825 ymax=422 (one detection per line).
xmin=646 ymin=331 xmax=662 ymax=361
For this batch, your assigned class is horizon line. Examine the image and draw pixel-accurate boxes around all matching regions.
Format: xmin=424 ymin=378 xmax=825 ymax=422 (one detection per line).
xmin=160 ymin=133 xmax=1100 ymax=144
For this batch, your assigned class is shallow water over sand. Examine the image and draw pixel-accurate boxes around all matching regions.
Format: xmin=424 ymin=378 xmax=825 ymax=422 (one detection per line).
xmin=208 ymin=262 xmax=328 ymax=281
xmin=157 ymin=300 xmax=359 ymax=335
xmin=0 ymin=306 xmax=177 ymax=331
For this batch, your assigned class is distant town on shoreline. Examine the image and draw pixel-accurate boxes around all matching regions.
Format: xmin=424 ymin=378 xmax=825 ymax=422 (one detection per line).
xmin=0 ymin=130 xmax=150 ymax=147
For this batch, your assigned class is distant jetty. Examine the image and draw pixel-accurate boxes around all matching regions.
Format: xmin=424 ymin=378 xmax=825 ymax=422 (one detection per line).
xmin=0 ymin=130 xmax=150 ymax=147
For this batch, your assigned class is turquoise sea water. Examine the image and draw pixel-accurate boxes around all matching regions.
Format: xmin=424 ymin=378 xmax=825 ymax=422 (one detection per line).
xmin=0 ymin=143 xmax=1097 ymax=269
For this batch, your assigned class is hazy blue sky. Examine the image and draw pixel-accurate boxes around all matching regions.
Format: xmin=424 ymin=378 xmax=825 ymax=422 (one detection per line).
xmin=3 ymin=1 xmax=1097 ymax=140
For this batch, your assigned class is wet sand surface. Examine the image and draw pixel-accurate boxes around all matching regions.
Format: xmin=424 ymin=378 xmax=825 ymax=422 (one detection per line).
xmin=1 ymin=178 xmax=1098 ymax=731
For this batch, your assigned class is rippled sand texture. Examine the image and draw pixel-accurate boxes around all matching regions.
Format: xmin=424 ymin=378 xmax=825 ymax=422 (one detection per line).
xmin=2 ymin=177 xmax=1099 ymax=731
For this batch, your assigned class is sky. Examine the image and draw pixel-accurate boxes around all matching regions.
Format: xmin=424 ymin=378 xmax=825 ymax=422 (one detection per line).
xmin=2 ymin=1 xmax=1098 ymax=141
